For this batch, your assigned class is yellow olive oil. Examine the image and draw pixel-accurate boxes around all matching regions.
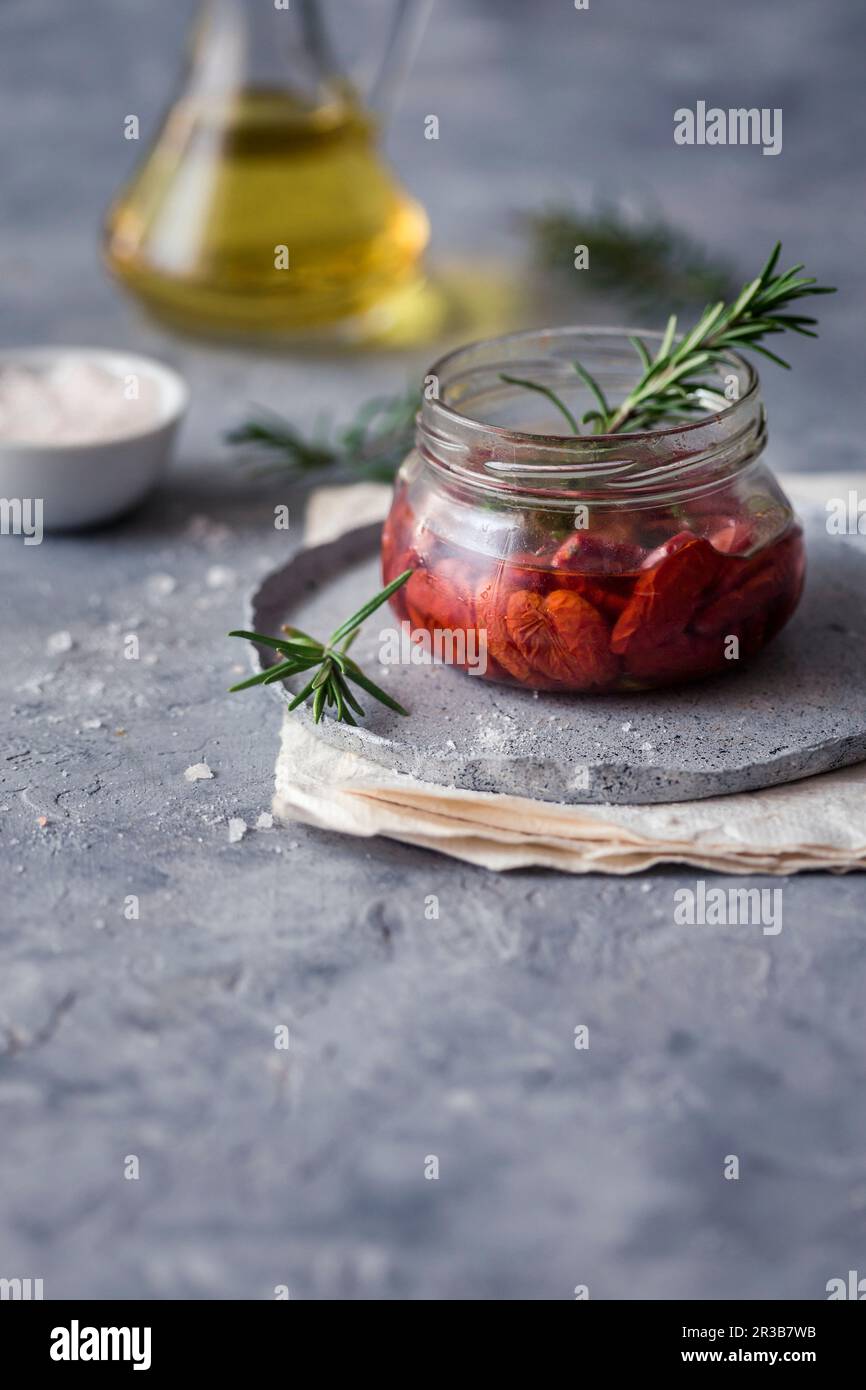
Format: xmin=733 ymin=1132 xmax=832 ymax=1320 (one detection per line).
xmin=104 ymin=88 xmax=429 ymax=340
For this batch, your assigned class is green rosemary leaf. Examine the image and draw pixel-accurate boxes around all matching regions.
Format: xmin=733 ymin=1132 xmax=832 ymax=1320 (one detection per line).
xmin=262 ymin=659 xmax=319 ymax=685
xmin=225 ymin=414 xmax=337 ymax=474
xmin=757 ymin=241 xmax=782 ymax=285
xmin=572 ymin=361 xmax=611 ymax=421
xmin=311 ymin=660 xmax=333 ymax=691
xmin=228 ymin=629 xmax=293 ymax=654
xmin=499 ymin=372 xmax=581 ymax=436
xmin=287 ymin=673 xmax=319 ymax=712
xmin=312 ymin=684 xmax=327 ymax=723
xmin=229 ymin=661 xmax=297 ymax=692
xmin=748 ymin=342 xmax=792 ymax=369
xmin=674 ymin=303 xmax=726 ymax=360
xmin=771 ymin=317 xmax=819 ymax=337
xmin=659 ymin=351 xmax=715 ymax=385
xmin=724 ymin=277 xmax=763 ymax=325
xmin=628 ymin=336 xmax=653 ymax=370
xmin=331 ymin=679 xmax=346 ymax=721
xmin=657 ymin=313 xmax=678 ymax=362
xmin=334 ymin=671 xmax=366 ymax=717
xmin=328 ymin=568 xmax=414 ymax=646
xmin=279 ymin=626 xmax=322 ymax=647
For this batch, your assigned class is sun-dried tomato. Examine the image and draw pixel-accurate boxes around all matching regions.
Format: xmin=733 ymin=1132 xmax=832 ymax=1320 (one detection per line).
xmin=477 ymin=589 xmax=534 ymax=683
xmin=505 ymin=588 xmax=616 ymax=688
xmin=623 ymin=630 xmax=727 ymax=684
xmin=552 ymin=530 xmax=643 ymax=575
xmin=474 ymin=562 xmax=536 ymax=682
xmin=552 ymin=570 xmax=634 ymax=619
xmin=611 ymin=533 xmax=722 ymax=654
xmin=405 ymin=560 xmax=476 ymax=637
xmin=550 ymin=532 xmax=639 ymax=619
xmin=504 ymin=591 xmax=562 ymax=679
xmin=692 ymin=535 xmax=804 ymax=639
xmin=544 ymin=589 xmax=619 ymax=687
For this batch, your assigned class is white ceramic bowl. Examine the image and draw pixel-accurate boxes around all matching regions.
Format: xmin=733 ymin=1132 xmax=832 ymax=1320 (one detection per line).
xmin=0 ymin=347 xmax=189 ymax=531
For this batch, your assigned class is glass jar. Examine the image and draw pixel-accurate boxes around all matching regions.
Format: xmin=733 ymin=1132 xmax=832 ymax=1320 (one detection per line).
xmin=381 ymin=327 xmax=805 ymax=693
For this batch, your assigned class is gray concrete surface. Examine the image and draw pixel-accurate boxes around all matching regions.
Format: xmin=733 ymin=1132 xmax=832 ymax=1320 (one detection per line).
xmin=0 ymin=0 xmax=864 ymax=1301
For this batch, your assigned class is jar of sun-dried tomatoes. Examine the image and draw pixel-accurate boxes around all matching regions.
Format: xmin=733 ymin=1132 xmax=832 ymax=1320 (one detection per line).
xmin=381 ymin=327 xmax=805 ymax=693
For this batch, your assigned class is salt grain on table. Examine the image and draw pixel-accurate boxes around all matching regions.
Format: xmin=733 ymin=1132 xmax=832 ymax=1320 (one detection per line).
xmin=184 ymin=763 xmax=214 ymax=782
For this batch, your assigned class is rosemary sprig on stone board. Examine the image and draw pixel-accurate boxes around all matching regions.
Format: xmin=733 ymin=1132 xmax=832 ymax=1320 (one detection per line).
xmin=525 ymin=202 xmax=739 ymax=312
xmin=228 ymin=569 xmax=413 ymax=726
xmin=503 ymin=243 xmax=836 ymax=436
xmin=227 ymin=386 xmax=420 ymax=484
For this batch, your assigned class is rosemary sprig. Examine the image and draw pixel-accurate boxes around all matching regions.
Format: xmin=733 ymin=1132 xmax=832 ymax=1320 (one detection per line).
xmin=227 ymin=387 xmax=420 ymax=483
xmin=228 ymin=570 xmax=414 ymax=726
xmin=526 ymin=202 xmax=739 ymax=311
xmin=502 ymin=243 xmax=835 ymax=435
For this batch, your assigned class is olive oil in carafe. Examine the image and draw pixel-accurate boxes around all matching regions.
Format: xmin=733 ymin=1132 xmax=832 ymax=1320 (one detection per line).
xmin=104 ymin=88 xmax=429 ymax=338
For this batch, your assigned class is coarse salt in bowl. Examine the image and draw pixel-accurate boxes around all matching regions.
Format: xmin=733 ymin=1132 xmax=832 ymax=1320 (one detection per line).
xmin=0 ymin=347 xmax=189 ymax=531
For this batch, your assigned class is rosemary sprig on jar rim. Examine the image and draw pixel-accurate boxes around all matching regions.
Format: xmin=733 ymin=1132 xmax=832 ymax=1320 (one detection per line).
xmin=502 ymin=243 xmax=836 ymax=435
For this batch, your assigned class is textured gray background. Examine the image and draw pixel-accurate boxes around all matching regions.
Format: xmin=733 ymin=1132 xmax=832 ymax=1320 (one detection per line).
xmin=1 ymin=0 xmax=865 ymax=1301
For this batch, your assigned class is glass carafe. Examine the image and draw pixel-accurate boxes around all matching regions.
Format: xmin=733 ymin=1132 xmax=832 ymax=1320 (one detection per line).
xmin=104 ymin=0 xmax=431 ymax=340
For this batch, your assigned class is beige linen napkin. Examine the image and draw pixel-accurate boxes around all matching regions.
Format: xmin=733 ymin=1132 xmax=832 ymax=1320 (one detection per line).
xmin=270 ymin=478 xmax=866 ymax=874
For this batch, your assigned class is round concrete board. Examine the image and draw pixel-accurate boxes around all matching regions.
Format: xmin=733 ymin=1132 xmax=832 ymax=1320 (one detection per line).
xmin=246 ymin=520 xmax=866 ymax=805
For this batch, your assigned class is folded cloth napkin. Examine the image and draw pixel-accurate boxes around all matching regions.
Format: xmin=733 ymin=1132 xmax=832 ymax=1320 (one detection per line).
xmin=270 ymin=478 xmax=866 ymax=875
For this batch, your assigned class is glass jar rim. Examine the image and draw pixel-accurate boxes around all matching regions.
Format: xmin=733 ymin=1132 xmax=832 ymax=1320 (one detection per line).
xmin=417 ymin=325 xmax=765 ymax=505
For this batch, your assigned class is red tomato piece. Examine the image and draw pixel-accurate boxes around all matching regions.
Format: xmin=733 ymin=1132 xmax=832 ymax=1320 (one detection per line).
xmin=552 ymin=531 xmax=643 ymax=575
xmin=405 ymin=560 xmax=476 ymax=637
xmin=692 ymin=537 xmax=804 ymax=638
xmin=611 ymin=533 xmax=722 ymax=654
xmin=553 ymin=570 xmax=635 ymax=619
xmin=475 ymin=561 xmax=536 ymax=683
xmin=624 ymin=630 xmax=726 ymax=684
xmin=544 ymin=589 xmax=619 ymax=688
xmin=505 ymin=588 xmax=616 ymax=689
